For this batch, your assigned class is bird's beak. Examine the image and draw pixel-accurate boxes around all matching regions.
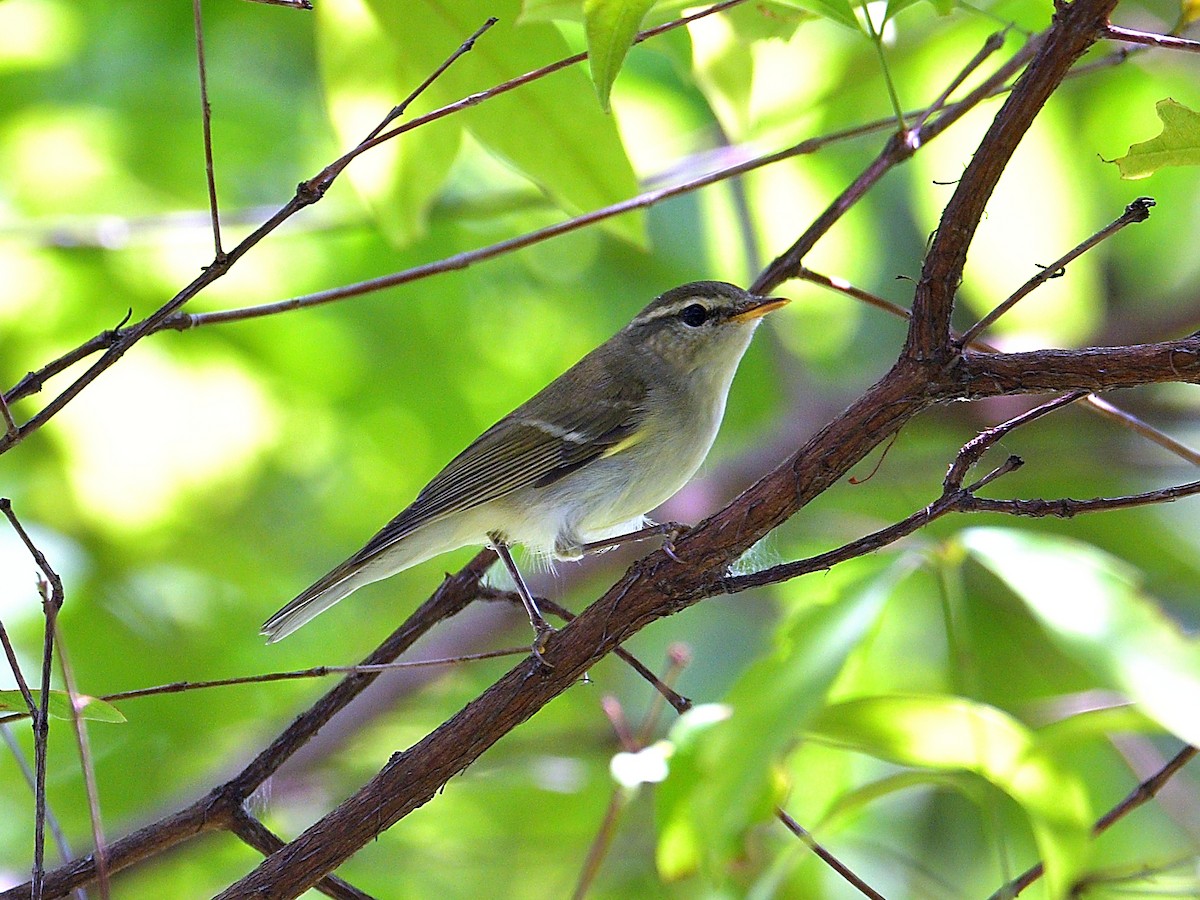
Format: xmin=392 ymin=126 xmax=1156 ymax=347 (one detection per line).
xmin=729 ymin=296 xmax=791 ymax=323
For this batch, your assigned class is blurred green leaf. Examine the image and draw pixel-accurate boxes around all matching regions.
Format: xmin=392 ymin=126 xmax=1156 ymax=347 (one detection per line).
xmin=583 ymin=0 xmax=656 ymax=111
xmin=365 ymin=0 xmax=644 ymax=245
xmin=810 ymin=694 xmax=1091 ymax=897
xmin=655 ymin=558 xmax=898 ymax=879
xmin=0 ymin=689 xmax=126 ymax=724
xmin=773 ymin=0 xmax=859 ymax=31
xmin=963 ymin=528 xmax=1200 ymax=747
xmin=317 ymin=0 xmax=462 ymax=246
xmin=1113 ymin=98 xmax=1200 ymax=180
xmin=520 ymin=0 xmax=584 ymax=21
xmin=885 ymin=0 xmax=955 ymax=20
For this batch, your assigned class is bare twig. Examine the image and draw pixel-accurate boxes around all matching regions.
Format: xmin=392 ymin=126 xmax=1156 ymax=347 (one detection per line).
xmin=0 ymin=726 xmax=86 ymax=900
xmin=0 ymin=646 xmax=528 ymax=726
xmin=0 ymin=498 xmax=64 ymax=900
xmin=909 ymin=28 xmax=1008 ymax=134
xmin=572 ymin=790 xmax=627 ymax=900
xmin=1100 ymin=25 xmax=1200 ymax=52
xmin=959 ymin=198 xmax=1155 ymax=346
xmin=480 ymin=588 xmax=693 ymax=714
xmin=0 ymin=618 xmax=37 ymax=718
xmin=192 ymin=0 xmax=222 ymax=258
xmin=53 ymin=626 xmax=109 ymax=900
xmin=0 ymin=391 xmax=17 ymax=439
xmin=241 ymin=0 xmax=312 ymax=8
xmin=0 ymin=9 xmax=500 ymax=456
xmin=1081 ymin=394 xmax=1200 ymax=465
xmin=776 ymin=808 xmax=886 ymax=900
xmin=365 ymin=17 xmax=499 ymax=142
xmin=944 ymin=392 xmax=1084 ymax=488
xmin=988 ymin=744 xmax=1198 ymax=898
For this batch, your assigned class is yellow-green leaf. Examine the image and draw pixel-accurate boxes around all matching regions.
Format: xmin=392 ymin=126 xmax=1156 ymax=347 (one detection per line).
xmin=583 ymin=0 xmax=655 ymax=111
xmin=963 ymin=527 xmax=1200 ymax=747
xmin=1113 ymin=98 xmax=1200 ymax=180
xmin=0 ymin=689 xmax=126 ymax=724
xmin=810 ymin=694 xmax=1091 ymax=898
xmin=655 ymin=558 xmax=896 ymax=879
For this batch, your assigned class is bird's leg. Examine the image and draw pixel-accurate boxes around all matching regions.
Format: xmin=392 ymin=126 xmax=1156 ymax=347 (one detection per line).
xmin=490 ymin=535 xmax=555 ymax=666
xmin=579 ymin=521 xmax=690 ymax=563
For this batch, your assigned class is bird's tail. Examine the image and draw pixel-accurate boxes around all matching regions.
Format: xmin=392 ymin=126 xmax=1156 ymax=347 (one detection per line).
xmin=260 ymin=559 xmax=375 ymax=643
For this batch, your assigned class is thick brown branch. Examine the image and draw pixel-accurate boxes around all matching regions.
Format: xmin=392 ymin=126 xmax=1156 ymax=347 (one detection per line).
xmin=958 ymin=340 xmax=1200 ymax=397
xmin=908 ymin=0 xmax=1120 ymax=360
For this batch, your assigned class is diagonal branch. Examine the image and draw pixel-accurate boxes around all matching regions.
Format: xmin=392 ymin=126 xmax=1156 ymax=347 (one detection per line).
xmin=908 ymin=0 xmax=1122 ymax=360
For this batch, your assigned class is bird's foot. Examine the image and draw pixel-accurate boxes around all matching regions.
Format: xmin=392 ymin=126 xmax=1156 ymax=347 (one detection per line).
xmin=531 ymin=621 xmax=557 ymax=668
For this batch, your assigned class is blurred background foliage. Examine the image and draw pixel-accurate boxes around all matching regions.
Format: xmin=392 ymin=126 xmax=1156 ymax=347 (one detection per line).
xmin=0 ymin=0 xmax=1198 ymax=896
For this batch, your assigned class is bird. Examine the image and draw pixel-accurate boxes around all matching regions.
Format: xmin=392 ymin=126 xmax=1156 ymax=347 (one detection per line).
xmin=261 ymin=281 xmax=789 ymax=657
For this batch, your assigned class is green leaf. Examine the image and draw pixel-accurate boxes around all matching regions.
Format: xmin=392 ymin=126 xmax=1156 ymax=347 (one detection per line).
xmin=810 ymin=694 xmax=1091 ymax=897
xmin=519 ymin=0 xmax=584 ymax=22
xmin=655 ymin=558 xmax=897 ymax=879
xmin=962 ymin=527 xmax=1200 ymax=747
xmin=1113 ymin=98 xmax=1200 ymax=180
xmin=365 ymin=0 xmax=644 ymax=246
xmin=772 ymin=0 xmax=859 ymax=31
xmin=0 ymin=689 xmax=126 ymax=724
xmin=583 ymin=0 xmax=655 ymax=111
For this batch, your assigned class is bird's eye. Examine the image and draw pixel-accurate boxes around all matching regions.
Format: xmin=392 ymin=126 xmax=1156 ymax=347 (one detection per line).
xmin=679 ymin=304 xmax=708 ymax=327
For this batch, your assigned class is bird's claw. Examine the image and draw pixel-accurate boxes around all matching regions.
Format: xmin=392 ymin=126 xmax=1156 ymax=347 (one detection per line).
xmin=531 ymin=622 xmax=557 ymax=668
xmin=661 ymin=522 xmax=690 ymax=563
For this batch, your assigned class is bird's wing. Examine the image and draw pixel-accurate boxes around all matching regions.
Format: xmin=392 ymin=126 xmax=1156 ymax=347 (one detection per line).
xmin=350 ymin=355 xmax=647 ymax=563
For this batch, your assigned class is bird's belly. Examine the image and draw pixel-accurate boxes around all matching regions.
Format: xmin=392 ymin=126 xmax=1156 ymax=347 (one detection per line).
xmin=489 ymin=406 xmax=720 ymax=556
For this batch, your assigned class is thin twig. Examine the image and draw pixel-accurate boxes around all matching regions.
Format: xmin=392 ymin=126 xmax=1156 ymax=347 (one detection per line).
xmin=481 ymin=589 xmax=693 ymax=713
xmin=1 ymin=550 xmax=496 ymax=898
xmin=0 ymin=499 xmax=64 ymax=900
xmin=959 ymin=197 xmax=1155 ymax=346
xmin=0 ymin=726 xmax=86 ymax=900
xmin=1100 ymin=24 xmax=1200 ymax=52
xmin=965 ymin=478 xmax=1200 ymax=517
xmin=776 ymin=808 xmax=886 ymax=900
xmin=987 ymin=744 xmax=1198 ymax=898
xmin=944 ymin=392 xmax=1084 ymax=488
xmin=0 ymin=391 xmax=17 ymax=439
xmin=909 ymin=28 xmax=1009 ymax=134
xmin=365 ymin=17 xmax=499 ymax=142
xmin=53 ymin=626 xmax=109 ymax=900
xmin=0 ymin=618 xmax=37 ymax=718
xmin=726 ymin=390 xmax=1193 ymax=595
xmin=572 ymin=790 xmax=627 ymax=900
xmin=0 ymin=9 xmax=502 ymax=455
xmin=192 ymin=0 xmax=222 ymax=259
xmin=1081 ymin=394 xmax=1200 ymax=465
xmin=0 ymin=647 xmax=529 ymax=726
xmin=329 ymin=0 xmax=750 ymax=175
xmin=240 ymin=0 xmax=312 ymax=8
